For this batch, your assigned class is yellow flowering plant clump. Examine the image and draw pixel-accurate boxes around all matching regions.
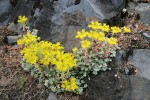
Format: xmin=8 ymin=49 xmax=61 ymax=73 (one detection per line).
xmin=73 ymin=21 xmax=131 ymax=79
xmin=17 ymin=16 xmax=132 ymax=95
xmin=17 ymin=16 xmax=81 ymax=94
xmin=18 ymin=32 xmax=79 ymax=93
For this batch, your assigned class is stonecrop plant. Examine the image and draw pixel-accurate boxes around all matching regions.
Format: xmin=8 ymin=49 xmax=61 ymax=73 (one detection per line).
xmin=17 ymin=16 xmax=131 ymax=94
xmin=72 ymin=21 xmax=131 ymax=80
xmin=17 ymin=16 xmax=80 ymax=94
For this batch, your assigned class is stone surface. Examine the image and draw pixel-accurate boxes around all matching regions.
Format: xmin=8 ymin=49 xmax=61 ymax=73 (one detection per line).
xmin=50 ymin=0 xmax=125 ymax=51
xmin=128 ymin=3 xmax=150 ymax=25
xmin=86 ymin=49 xmax=150 ymax=100
xmin=132 ymin=0 xmax=150 ymax=2
xmin=0 ymin=0 xmax=125 ymax=51
xmin=8 ymin=0 xmax=36 ymax=24
xmin=86 ymin=70 xmax=128 ymax=100
xmin=142 ymin=32 xmax=150 ymax=43
xmin=7 ymin=22 xmax=22 ymax=33
xmin=86 ymin=71 xmax=150 ymax=100
xmin=128 ymin=49 xmax=150 ymax=80
xmin=0 ymin=27 xmax=18 ymax=45
xmin=28 ymin=0 xmax=54 ymax=41
xmin=125 ymin=76 xmax=150 ymax=100
xmin=50 ymin=11 xmax=86 ymax=52
xmin=52 ymin=0 xmax=125 ymax=22
xmin=7 ymin=36 xmax=18 ymax=44
xmin=115 ymin=50 xmax=126 ymax=66
xmin=47 ymin=92 xmax=58 ymax=100
xmin=0 ymin=0 xmax=14 ymax=26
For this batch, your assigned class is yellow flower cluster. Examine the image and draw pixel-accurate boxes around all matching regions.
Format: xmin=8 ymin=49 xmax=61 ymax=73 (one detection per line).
xmin=81 ymin=40 xmax=91 ymax=49
xmin=75 ymin=29 xmax=88 ymax=40
xmin=75 ymin=21 xmax=131 ymax=49
xmin=88 ymin=21 xmax=110 ymax=32
xmin=18 ymin=16 xmax=28 ymax=25
xmin=88 ymin=21 xmax=102 ymax=30
xmin=123 ymin=26 xmax=131 ymax=33
xmin=101 ymin=23 xmax=110 ymax=32
xmin=88 ymin=31 xmax=105 ymax=41
xmin=18 ymin=33 xmax=76 ymax=72
xmin=88 ymin=21 xmax=131 ymax=34
xmin=61 ymin=77 xmax=78 ymax=91
xmin=55 ymin=52 xmax=76 ymax=72
xmin=17 ymin=32 xmax=37 ymax=45
xmin=111 ymin=26 xmax=122 ymax=34
xmin=107 ymin=37 xmax=118 ymax=45
xmin=72 ymin=47 xmax=78 ymax=52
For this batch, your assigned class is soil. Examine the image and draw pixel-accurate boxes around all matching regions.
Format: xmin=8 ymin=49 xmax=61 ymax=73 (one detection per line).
xmin=0 ymin=44 xmax=49 ymax=100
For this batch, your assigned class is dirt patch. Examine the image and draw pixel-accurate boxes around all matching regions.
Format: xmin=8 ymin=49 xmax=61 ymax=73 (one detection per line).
xmin=0 ymin=27 xmax=49 ymax=99
xmin=0 ymin=45 xmax=49 ymax=100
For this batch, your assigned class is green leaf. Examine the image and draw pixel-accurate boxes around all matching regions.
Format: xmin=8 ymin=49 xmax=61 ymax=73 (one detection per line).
xmin=51 ymin=86 xmax=56 ymax=92
xmin=44 ymin=80 xmax=49 ymax=86
xmin=84 ymin=84 xmax=88 ymax=88
xmin=81 ymin=80 xmax=85 ymax=84
xmin=94 ymin=68 xmax=100 ymax=72
xmin=85 ymin=68 xmax=88 ymax=71
xmin=78 ymin=88 xmax=83 ymax=94
xmin=92 ymin=71 xmax=98 ymax=75
xmin=83 ymin=72 xmax=87 ymax=77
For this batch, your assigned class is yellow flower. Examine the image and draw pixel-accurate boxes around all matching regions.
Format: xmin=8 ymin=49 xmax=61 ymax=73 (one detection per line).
xmin=75 ymin=29 xmax=87 ymax=39
xmin=87 ymin=30 xmax=96 ymax=39
xmin=61 ymin=77 xmax=78 ymax=91
xmin=111 ymin=26 xmax=122 ymax=34
xmin=87 ymin=30 xmax=98 ymax=40
xmin=123 ymin=26 xmax=131 ymax=33
xmin=97 ymin=32 xmax=106 ymax=41
xmin=88 ymin=21 xmax=102 ymax=30
xmin=107 ymin=37 xmax=118 ymax=45
xmin=81 ymin=40 xmax=91 ymax=49
xmin=17 ymin=32 xmax=37 ymax=45
xmin=51 ymin=42 xmax=64 ymax=50
xmin=18 ymin=32 xmax=76 ymax=71
xmin=101 ymin=23 xmax=110 ymax=32
xmin=20 ymin=44 xmax=38 ymax=64
xmin=18 ymin=16 xmax=28 ymax=25
xmin=55 ymin=52 xmax=76 ymax=72
xmin=72 ymin=47 xmax=78 ymax=52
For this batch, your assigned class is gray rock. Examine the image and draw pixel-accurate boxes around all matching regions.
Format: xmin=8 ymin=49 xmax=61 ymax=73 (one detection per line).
xmin=7 ymin=36 xmax=18 ymax=44
xmin=7 ymin=22 xmax=22 ymax=33
xmin=128 ymin=3 xmax=150 ymax=25
xmin=0 ymin=0 xmax=14 ymax=26
xmin=132 ymin=0 xmax=150 ymax=2
xmin=128 ymin=49 xmax=150 ymax=80
xmin=52 ymin=0 xmax=125 ymax=23
xmin=50 ymin=11 xmax=86 ymax=52
xmin=50 ymin=0 xmax=125 ymax=52
xmin=0 ymin=26 xmax=18 ymax=45
xmin=8 ymin=0 xmax=36 ymax=24
xmin=142 ymin=32 xmax=150 ymax=43
xmin=1 ymin=0 xmax=125 ymax=52
xmin=123 ymin=76 xmax=150 ymax=100
xmin=115 ymin=50 xmax=126 ymax=66
xmin=86 ymin=69 xmax=131 ymax=100
xmin=29 ymin=0 xmax=54 ymax=41
xmin=86 ymin=71 xmax=150 ymax=100
xmin=86 ymin=49 xmax=150 ymax=100
xmin=82 ymin=0 xmax=124 ymax=19
xmin=47 ymin=92 xmax=58 ymax=100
